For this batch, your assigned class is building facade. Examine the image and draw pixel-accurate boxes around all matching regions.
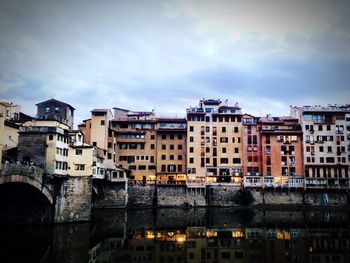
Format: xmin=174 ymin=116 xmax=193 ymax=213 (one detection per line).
xmin=186 ymin=99 xmax=243 ymax=185
xmin=291 ymin=105 xmax=350 ymax=189
xmin=36 ymin=98 xmax=75 ymax=129
xmin=156 ymin=118 xmax=187 ymax=184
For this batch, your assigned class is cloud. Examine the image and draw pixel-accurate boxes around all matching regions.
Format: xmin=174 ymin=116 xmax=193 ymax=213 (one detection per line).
xmin=0 ymin=0 xmax=349 ymax=126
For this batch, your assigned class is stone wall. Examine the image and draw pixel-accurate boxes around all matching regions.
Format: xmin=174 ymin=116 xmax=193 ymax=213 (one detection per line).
xmin=127 ymin=183 xmax=155 ymax=206
xmin=263 ymin=189 xmax=304 ymax=205
xmin=54 ymin=176 xmax=92 ymax=223
xmin=93 ymin=180 xmax=127 ymax=208
xmin=18 ymin=133 xmax=47 ymax=167
xmin=207 ymin=186 xmax=240 ymax=206
xmin=157 ymin=185 xmax=206 ymax=207
xmin=304 ymin=191 xmax=348 ymax=206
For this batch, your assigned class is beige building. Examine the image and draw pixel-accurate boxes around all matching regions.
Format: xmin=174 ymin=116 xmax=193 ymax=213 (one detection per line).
xmin=111 ymin=115 xmax=157 ymax=183
xmin=186 ymin=99 xmax=243 ymax=185
xmin=291 ymin=105 xmax=350 ymax=189
xmin=156 ymin=118 xmax=187 ymax=184
xmin=68 ymin=130 xmax=95 ymax=177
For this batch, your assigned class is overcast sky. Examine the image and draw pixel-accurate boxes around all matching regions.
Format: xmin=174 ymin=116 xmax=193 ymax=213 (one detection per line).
xmin=1 ymin=0 xmax=350 ymax=124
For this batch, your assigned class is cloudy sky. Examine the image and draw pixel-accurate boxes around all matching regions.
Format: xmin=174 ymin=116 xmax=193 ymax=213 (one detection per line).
xmin=1 ymin=0 xmax=350 ymax=124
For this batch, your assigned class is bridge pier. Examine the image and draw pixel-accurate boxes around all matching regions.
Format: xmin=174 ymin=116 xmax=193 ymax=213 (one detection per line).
xmin=54 ymin=176 xmax=92 ymax=223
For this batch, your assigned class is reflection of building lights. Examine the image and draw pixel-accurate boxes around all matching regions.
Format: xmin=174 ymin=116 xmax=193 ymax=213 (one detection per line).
xmin=276 ymin=231 xmax=291 ymax=240
xmin=232 ymin=230 xmax=244 ymax=238
xmin=168 ymin=232 xmax=174 ymax=237
xmin=146 ymin=231 xmax=155 ymax=240
xmin=206 ymin=231 xmax=218 ymax=237
xmin=309 ymin=247 xmax=313 ymax=253
xmin=175 ymin=234 xmax=186 ymax=243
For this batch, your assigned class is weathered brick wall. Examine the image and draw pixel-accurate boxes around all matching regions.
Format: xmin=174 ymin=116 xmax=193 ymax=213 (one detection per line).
xmin=304 ymin=191 xmax=348 ymax=206
xmin=263 ymin=189 xmax=304 ymax=205
xmin=18 ymin=133 xmax=47 ymax=167
xmin=54 ymin=176 xmax=92 ymax=223
xmin=157 ymin=185 xmax=206 ymax=207
xmin=207 ymin=186 xmax=240 ymax=206
xmin=93 ymin=180 xmax=127 ymax=208
xmin=127 ymin=183 xmax=155 ymax=206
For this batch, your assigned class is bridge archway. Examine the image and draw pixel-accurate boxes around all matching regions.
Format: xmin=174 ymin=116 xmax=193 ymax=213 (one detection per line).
xmin=0 ymin=175 xmax=54 ymax=223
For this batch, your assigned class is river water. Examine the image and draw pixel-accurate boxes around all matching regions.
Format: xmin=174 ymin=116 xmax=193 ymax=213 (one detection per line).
xmin=0 ymin=208 xmax=349 ymax=263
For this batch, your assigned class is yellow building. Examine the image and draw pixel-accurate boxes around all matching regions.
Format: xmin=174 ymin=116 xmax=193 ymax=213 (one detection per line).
xmin=186 ymin=99 xmax=243 ymax=185
xmin=112 ymin=116 xmax=157 ymax=183
xmin=68 ymin=130 xmax=95 ymax=176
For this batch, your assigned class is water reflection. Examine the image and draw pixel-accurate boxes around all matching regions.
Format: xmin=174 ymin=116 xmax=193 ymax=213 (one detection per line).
xmin=1 ymin=208 xmax=350 ymax=263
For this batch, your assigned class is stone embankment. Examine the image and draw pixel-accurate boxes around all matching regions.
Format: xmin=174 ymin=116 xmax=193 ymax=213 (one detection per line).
xmin=125 ymin=184 xmax=349 ymax=208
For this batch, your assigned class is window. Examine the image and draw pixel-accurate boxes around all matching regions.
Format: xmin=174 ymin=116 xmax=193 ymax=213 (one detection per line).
xmin=326 ymin=157 xmax=335 ymax=163
xmin=235 ymin=147 xmax=239 ymax=153
xmin=161 ymin=134 xmax=166 ymax=140
xmin=177 ymin=165 xmax=182 ymax=172
xmin=101 ymin=120 xmax=105 ymax=125
xmin=220 ymin=137 xmax=228 ymax=143
xmin=234 ymin=127 xmax=239 ymax=133
xmin=161 ymin=165 xmax=166 ymax=172
xmin=49 ymin=134 xmax=54 ymax=140
xmin=189 ymin=126 xmax=194 ymax=132
xmin=220 ymin=158 xmax=228 ymax=164
xmin=45 ymin=107 xmax=50 ymax=113
xmin=189 ymin=158 xmax=194 ymax=164
xmin=233 ymin=158 xmax=241 ymax=164
xmin=161 ymin=155 xmax=166 ymax=160
xmin=151 ymin=135 xmax=155 ymax=140
xmin=222 ymin=147 xmax=226 ymax=153
xmin=170 ymin=155 xmax=174 ymax=160
xmin=170 ymin=144 xmax=174 ymax=150
xmin=75 ymin=164 xmax=85 ymax=170
xmin=170 ymin=134 xmax=174 ymax=140
xmin=129 ymin=143 xmax=137 ymax=149
xmin=178 ymin=155 xmax=182 ymax=160
xmin=138 ymin=165 xmax=146 ymax=170
xmin=76 ymin=149 xmax=82 ymax=155
xmin=190 ymin=147 xmax=194 ymax=153
xmin=93 ymin=142 xmax=97 ymax=146
xmin=178 ymin=144 xmax=183 ymax=150
xmin=162 ymin=144 xmax=166 ymax=150
xmin=318 ymin=125 xmax=322 ymax=131
xmin=150 ymin=156 xmax=154 ymax=163
xmin=222 ymin=127 xmax=226 ymax=133
xmin=150 ymin=144 xmax=155 ymax=150
xmin=178 ymin=134 xmax=183 ymax=140
xmin=189 ymin=136 xmax=194 ymax=142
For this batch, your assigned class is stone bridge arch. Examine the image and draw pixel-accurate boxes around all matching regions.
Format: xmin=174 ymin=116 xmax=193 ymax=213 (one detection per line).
xmin=0 ymin=174 xmax=54 ymax=205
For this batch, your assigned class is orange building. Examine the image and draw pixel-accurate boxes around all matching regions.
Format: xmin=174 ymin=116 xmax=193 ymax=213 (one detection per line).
xmin=242 ymin=114 xmax=262 ymax=187
xmin=259 ymin=116 xmax=304 ymax=188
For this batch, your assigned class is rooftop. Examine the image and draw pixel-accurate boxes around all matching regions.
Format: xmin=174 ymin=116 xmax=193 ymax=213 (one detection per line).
xmin=36 ymin=98 xmax=75 ymax=110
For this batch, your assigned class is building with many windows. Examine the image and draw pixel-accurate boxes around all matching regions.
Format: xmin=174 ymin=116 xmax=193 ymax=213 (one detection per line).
xmin=259 ymin=116 xmax=304 ymax=188
xmin=111 ymin=111 xmax=157 ymax=184
xmin=291 ymin=105 xmax=350 ymax=189
xmin=156 ymin=118 xmax=187 ymax=184
xmin=186 ymin=99 xmax=243 ymax=185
